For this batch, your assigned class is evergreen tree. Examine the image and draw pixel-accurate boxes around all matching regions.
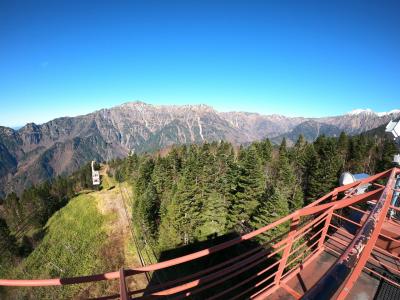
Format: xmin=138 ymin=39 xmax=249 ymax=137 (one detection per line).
xmin=136 ymin=182 xmax=160 ymax=237
xmin=291 ymin=135 xmax=308 ymax=185
xmin=303 ymin=144 xmax=318 ymax=197
xmin=305 ymin=136 xmax=341 ymax=202
xmin=134 ymin=157 xmax=155 ymax=198
xmin=157 ymin=197 xmax=182 ymax=251
xmin=226 ymin=147 xmax=266 ymax=231
xmin=0 ymin=218 xmax=16 ymax=276
xmin=337 ymin=132 xmax=349 ymax=169
xmin=279 ymin=138 xmax=288 ymax=157
xmin=294 ymin=134 xmax=306 ymax=149
xmin=272 ymin=140 xmax=304 ymax=211
xmin=348 ymin=135 xmax=370 ymax=173
xmin=251 ymin=186 xmax=289 ymax=242
xmin=197 ymin=191 xmax=228 ymax=238
xmin=377 ymin=138 xmax=398 ymax=172
xmin=125 ymin=152 xmax=139 ymax=180
xmin=253 ymin=139 xmax=273 ymax=165
xmin=19 ymin=184 xmax=55 ymax=228
xmin=3 ymin=192 xmax=23 ymax=233
xmin=164 ymin=147 xmax=205 ymax=244
xmin=152 ymin=157 xmax=173 ymax=196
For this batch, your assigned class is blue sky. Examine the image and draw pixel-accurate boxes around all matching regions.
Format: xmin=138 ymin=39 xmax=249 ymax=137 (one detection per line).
xmin=1 ymin=0 xmax=400 ymax=127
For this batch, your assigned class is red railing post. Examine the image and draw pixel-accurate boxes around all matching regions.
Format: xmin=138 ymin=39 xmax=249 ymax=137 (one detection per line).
xmin=318 ymin=208 xmax=334 ymax=249
xmin=273 ymin=215 xmax=299 ymax=286
xmin=332 ymin=190 xmax=338 ymax=201
xmin=119 ymin=268 xmax=128 ymax=300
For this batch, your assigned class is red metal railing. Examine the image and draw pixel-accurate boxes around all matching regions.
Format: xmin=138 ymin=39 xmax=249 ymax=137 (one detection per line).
xmin=1 ymin=168 xmax=399 ymax=300
xmin=304 ymin=168 xmax=398 ymax=300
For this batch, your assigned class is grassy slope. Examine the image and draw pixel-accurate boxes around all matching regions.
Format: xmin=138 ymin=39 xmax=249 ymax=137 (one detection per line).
xmin=5 ymin=194 xmax=111 ymax=299
xmin=3 ymin=179 xmax=147 ymax=300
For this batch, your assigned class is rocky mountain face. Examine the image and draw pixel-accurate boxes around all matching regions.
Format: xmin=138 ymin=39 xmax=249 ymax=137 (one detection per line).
xmin=0 ymin=102 xmax=399 ymax=196
xmin=271 ymin=121 xmax=343 ymax=145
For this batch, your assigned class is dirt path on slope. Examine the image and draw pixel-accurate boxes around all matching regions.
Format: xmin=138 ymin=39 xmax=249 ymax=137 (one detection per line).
xmin=97 ymin=187 xmax=130 ymax=237
xmin=97 ymin=166 xmax=130 ymax=238
xmin=95 ymin=168 xmax=148 ymax=292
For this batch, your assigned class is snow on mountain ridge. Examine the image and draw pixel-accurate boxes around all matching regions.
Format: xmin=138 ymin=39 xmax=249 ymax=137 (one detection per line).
xmin=347 ymin=109 xmax=400 ymax=116
xmin=347 ymin=109 xmax=375 ymax=115
xmin=376 ymin=109 xmax=400 ymax=116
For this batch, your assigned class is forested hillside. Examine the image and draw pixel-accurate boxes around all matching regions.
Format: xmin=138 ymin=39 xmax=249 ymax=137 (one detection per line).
xmin=110 ymin=132 xmax=397 ymax=255
xmin=0 ymin=162 xmax=100 ymax=281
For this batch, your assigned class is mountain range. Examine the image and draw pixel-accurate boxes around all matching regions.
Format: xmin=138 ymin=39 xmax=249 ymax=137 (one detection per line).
xmin=0 ymin=101 xmax=399 ymax=197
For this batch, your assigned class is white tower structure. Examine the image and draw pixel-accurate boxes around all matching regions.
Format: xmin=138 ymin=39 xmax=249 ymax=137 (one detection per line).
xmin=385 ymin=120 xmax=400 ymax=165
xmin=91 ymin=161 xmax=100 ymax=185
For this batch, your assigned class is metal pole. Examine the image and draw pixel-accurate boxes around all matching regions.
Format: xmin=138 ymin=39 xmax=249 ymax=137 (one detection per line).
xmin=318 ymin=208 xmax=334 ymax=250
xmin=119 ymin=268 xmax=128 ymax=300
xmin=274 ymin=216 xmax=299 ymax=286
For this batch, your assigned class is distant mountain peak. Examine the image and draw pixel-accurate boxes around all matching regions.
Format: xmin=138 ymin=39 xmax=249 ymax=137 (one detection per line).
xmin=118 ymin=101 xmax=215 ymax=113
xmin=347 ymin=108 xmax=400 ymax=117
xmin=377 ymin=109 xmax=400 ymax=116
xmin=19 ymin=122 xmax=40 ymax=132
xmin=120 ymin=100 xmax=151 ymax=107
xmin=346 ymin=109 xmax=375 ymax=116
